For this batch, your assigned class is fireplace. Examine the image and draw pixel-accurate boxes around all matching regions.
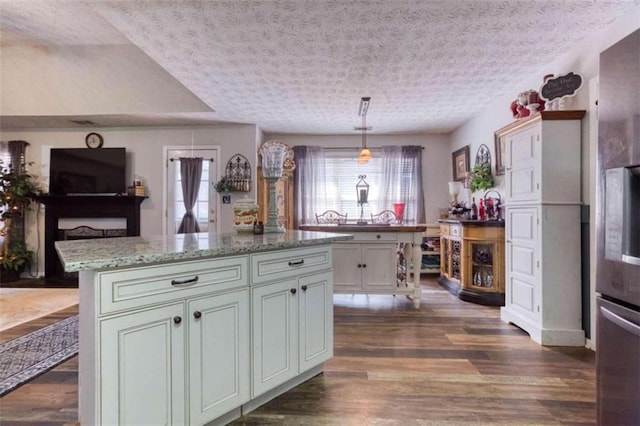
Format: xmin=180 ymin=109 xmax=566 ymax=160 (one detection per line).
xmin=36 ymin=195 xmax=146 ymax=284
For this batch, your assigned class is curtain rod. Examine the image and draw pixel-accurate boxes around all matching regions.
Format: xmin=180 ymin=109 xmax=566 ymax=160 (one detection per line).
xmin=324 ymin=146 xmax=424 ymax=150
xmin=169 ymin=157 xmax=214 ymax=162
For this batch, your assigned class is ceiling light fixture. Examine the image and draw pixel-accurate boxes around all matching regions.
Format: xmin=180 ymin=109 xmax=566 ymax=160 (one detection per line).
xmin=356 ymin=97 xmax=371 ymax=164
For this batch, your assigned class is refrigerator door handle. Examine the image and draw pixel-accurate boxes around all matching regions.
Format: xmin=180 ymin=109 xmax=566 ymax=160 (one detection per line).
xmin=622 ymin=254 xmax=640 ymax=266
xmin=601 ymin=306 xmax=640 ymax=337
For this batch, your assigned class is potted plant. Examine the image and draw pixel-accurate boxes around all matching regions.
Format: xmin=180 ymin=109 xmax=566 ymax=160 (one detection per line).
xmin=213 ymin=176 xmax=235 ymax=193
xmin=0 ymin=160 xmax=43 ymax=281
xmin=469 ymin=162 xmax=494 ymax=193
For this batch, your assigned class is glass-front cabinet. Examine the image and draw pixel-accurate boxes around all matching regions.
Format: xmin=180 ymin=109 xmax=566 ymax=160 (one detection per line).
xmin=438 ymin=220 xmax=505 ymax=306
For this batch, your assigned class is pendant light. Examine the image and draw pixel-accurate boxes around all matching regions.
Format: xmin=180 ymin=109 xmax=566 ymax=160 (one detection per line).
xmin=356 ymin=97 xmax=371 ymax=164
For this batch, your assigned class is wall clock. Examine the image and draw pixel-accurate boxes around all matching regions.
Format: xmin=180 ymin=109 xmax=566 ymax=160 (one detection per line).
xmin=85 ymin=132 xmax=104 ymax=148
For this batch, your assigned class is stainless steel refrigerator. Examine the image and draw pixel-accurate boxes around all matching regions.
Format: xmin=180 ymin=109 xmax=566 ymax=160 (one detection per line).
xmin=596 ymin=28 xmax=640 ymax=425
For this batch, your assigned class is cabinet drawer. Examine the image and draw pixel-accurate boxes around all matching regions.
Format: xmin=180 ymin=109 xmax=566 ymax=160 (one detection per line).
xmin=350 ymin=232 xmax=398 ymax=242
xmin=99 ymin=256 xmax=248 ymax=315
xmin=439 ymin=224 xmax=450 ymax=235
xmin=251 ymin=246 xmax=331 ymax=284
xmin=450 ymin=225 xmax=461 ymax=237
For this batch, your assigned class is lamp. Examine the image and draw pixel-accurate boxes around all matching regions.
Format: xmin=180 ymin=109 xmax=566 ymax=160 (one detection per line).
xmin=259 ymin=141 xmax=287 ymax=233
xmin=356 ymin=97 xmax=371 ymax=164
xmin=448 ymin=181 xmax=460 ymax=204
xmin=356 ymin=174 xmax=369 ymax=225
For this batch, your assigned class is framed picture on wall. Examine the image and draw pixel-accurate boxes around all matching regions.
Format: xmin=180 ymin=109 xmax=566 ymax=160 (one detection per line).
xmin=494 ymin=133 xmax=506 ymax=175
xmin=451 ymin=145 xmax=470 ymax=181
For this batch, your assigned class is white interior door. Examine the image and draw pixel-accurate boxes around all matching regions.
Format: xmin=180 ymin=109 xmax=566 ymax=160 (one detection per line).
xmin=164 ymin=147 xmax=220 ymax=235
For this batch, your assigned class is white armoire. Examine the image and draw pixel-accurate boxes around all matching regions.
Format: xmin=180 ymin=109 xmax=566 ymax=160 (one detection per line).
xmin=498 ymin=110 xmax=586 ymax=346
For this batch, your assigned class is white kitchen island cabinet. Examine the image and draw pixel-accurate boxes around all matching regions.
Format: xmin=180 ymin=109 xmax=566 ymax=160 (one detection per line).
xmin=55 ymin=230 xmax=351 ymax=426
xmin=299 ymin=224 xmax=427 ymax=308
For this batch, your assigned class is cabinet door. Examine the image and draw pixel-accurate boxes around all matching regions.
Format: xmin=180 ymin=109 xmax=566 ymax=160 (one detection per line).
xmin=298 ymin=271 xmax=333 ymax=372
xmin=505 ymin=206 xmax=540 ymax=321
xmin=506 ymin=125 xmax=540 ymax=204
xmin=188 ymin=289 xmax=249 ymax=425
xmin=332 ymin=243 xmax=362 ymax=291
xmin=361 ymin=243 xmax=397 ymax=290
xmin=251 ymin=279 xmax=298 ymax=397
xmin=466 ymin=240 xmax=499 ymax=292
xmin=100 ymin=303 xmax=186 ymax=426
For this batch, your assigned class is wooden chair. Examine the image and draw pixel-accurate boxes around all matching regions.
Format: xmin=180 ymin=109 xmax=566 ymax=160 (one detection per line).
xmin=371 ymin=210 xmax=397 ymax=224
xmin=316 ymin=210 xmax=347 ymax=224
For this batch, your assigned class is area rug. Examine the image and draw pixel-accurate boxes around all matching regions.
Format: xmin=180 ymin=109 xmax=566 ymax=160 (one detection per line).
xmin=0 ymin=315 xmax=78 ymax=396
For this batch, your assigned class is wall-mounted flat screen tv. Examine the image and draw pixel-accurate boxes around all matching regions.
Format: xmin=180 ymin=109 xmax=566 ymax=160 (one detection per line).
xmin=49 ymin=148 xmax=126 ymax=195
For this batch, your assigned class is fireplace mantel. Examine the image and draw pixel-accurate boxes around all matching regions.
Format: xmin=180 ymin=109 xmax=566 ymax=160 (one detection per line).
xmin=36 ymin=195 xmax=147 ymax=283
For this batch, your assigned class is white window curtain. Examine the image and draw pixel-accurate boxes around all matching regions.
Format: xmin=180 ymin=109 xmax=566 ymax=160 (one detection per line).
xmin=294 ymin=145 xmax=424 ymax=226
xmin=294 ymin=146 xmax=328 ymax=226
xmin=380 ymin=145 xmax=425 ymax=224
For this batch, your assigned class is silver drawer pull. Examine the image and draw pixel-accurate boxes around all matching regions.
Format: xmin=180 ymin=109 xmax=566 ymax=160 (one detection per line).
xmin=171 ymin=276 xmax=199 ymax=286
xmin=288 ymin=259 xmax=304 ymax=266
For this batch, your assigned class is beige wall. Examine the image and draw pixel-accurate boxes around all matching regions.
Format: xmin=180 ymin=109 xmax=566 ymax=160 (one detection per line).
xmin=0 ymin=124 xmax=260 ymax=277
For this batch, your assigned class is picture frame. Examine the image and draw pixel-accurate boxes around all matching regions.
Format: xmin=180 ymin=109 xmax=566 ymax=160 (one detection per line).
xmin=494 ymin=133 xmax=506 ymax=175
xmin=451 ymin=145 xmax=470 ymax=182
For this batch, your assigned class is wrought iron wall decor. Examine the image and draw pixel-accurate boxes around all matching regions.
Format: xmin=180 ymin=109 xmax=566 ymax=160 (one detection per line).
xmin=224 ymin=154 xmax=252 ymax=192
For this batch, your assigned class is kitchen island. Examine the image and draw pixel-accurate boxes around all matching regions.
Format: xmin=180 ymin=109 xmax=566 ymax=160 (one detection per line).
xmin=55 ymin=230 xmax=352 ymax=426
xmin=299 ymin=224 xmax=426 ymax=307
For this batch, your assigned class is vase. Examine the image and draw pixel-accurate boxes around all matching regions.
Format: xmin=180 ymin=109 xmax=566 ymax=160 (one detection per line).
xmin=0 ymin=266 xmax=21 ymax=283
xmin=392 ymin=203 xmax=406 ymax=224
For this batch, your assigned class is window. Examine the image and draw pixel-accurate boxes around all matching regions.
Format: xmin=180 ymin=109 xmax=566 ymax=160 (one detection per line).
xmin=172 ymin=159 xmax=212 ymax=232
xmin=317 ymin=151 xmax=383 ymax=220
xmin=296 ymin=146 xmax=424 ymax=225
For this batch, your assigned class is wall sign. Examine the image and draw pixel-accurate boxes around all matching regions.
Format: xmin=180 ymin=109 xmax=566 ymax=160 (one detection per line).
xmin=540 ymin=72 xmax=583 ymax=101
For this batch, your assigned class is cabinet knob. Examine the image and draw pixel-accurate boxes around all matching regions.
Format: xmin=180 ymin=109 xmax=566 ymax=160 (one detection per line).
xmin=173 ymin=316 xmax=182 ymax=324
xmin=362 ymin=264 xmax=367 ymax=268
xmin=290 ymin=288 xmax=297 ymax=294
xmin=376 ymin=234 xmax=381 ymax=239
xmin=193 ymin=311 xmax=202 ymax=319
xmin=301 ymin=285 xmax=307 ymax=291
xmin=357 ymin=263 xmax=362 ymax=268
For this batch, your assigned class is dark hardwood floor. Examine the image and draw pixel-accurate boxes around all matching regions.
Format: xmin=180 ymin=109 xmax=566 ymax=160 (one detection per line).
xmin=0 ymin=278 xmax=596 ymax=425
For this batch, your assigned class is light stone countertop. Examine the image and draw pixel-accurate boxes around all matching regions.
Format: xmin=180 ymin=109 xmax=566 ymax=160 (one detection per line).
xmin=55 ymin=230 xmax=353 ymax=272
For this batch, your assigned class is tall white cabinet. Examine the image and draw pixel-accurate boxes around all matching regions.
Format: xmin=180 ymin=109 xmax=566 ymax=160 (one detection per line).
xmin=498 ymin=111 xmax=586 ymax=346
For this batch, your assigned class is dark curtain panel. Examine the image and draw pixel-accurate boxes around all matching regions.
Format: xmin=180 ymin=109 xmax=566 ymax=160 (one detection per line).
xmin=177 ymin=157 xmax=203 ymax=234
xmin=403 ymin=146 xmax=426 ymax=223
xmin=6 ymin=140 xmax=29 ymax=251
xmin=8 ymin=140 xmax=28 ymax=173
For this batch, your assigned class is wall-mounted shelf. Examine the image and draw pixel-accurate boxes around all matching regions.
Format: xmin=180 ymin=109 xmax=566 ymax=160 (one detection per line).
xmin=224 ymin=154 xmax=252 ymax=192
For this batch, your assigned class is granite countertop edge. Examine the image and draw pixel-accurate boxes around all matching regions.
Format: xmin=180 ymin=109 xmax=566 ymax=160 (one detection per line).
xmin=56 ymin=231 xmax=353 ymax=272
xmin=437 ymin=219 xmax=505 ymax=227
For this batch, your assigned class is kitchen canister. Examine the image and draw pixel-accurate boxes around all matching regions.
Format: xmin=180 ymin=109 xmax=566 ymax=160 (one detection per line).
xmin=233 ymin=197 xmax=259 ymax=233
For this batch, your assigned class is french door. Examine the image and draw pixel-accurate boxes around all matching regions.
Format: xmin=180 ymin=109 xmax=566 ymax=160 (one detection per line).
xmin=164 ymin=146 xmax=220 ymax=235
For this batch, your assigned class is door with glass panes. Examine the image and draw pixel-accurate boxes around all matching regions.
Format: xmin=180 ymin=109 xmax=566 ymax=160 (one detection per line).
xmin=165 ymin=147 xmax=220 ymax=235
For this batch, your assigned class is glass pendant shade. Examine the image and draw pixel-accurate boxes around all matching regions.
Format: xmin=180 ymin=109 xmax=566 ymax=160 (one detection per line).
xmin=357 ymin=147 xmax=371 ymax=164
xmin=261 ymin=145 xmax=286 ymax=178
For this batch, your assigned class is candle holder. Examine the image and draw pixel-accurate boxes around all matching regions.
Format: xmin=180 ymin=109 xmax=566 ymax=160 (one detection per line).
xmin=356 ymin=175 xmax=369 ymax=225
xmin=259 ymin=141 xmax=289 ymax=233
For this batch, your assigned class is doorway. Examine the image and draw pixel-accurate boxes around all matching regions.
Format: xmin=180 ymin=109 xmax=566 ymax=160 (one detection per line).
xmin=163 ymin=146 xmax=220 ymax=235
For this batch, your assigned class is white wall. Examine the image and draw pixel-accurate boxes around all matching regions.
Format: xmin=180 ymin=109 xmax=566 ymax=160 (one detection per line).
xmin=449 ymin=7 xmax=640 ymax=348
xmin=0 ymin=124 xmax=259 ymax=277
xmin=264 ymin=132 xmax=451 ymax=223
xmin=0 ymin=45 xmax=211 ymax=116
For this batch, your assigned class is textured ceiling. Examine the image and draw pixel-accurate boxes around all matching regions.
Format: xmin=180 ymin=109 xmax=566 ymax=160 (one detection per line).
xmin=0 ymin=0 xmax=637 ymax=134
